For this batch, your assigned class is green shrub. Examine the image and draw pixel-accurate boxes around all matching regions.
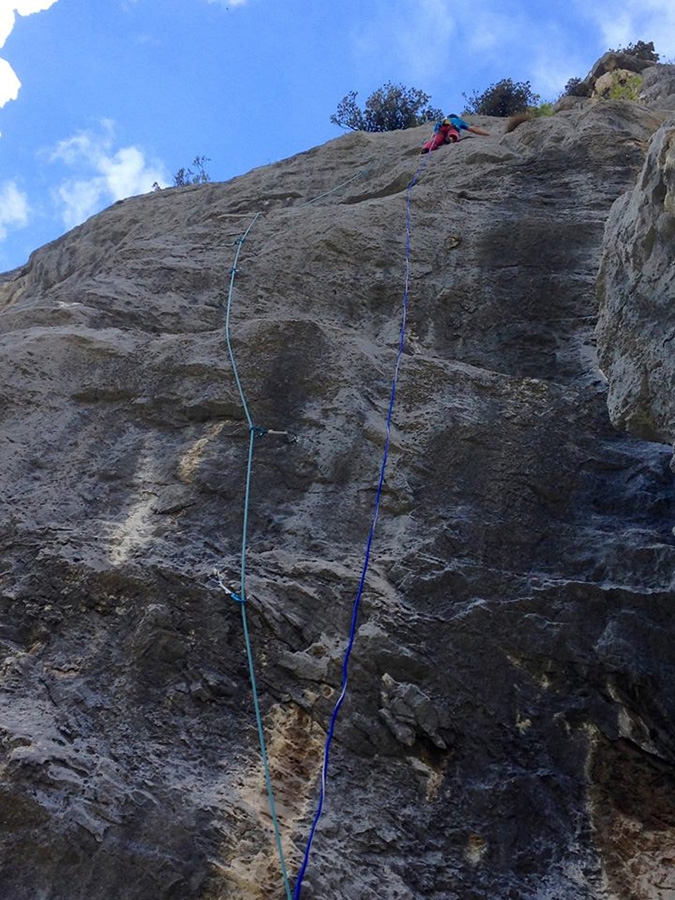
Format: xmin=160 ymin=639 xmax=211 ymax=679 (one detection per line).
xmin=533 ymin=102 xmax=555 ymax=117
xmin=606 ymin=72 xmax=643 ymax=101
xmin=505 ymin=101 xmax=555 ymax=133
xmin=463 ymin=78 xmax=540 ymax=117
xmin=331 ymin=83 xmax=443 ymax=132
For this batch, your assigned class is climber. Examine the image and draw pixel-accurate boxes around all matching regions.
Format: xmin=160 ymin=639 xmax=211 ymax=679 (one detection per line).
xmin=421 ymin=114 xmax=490 ymax=153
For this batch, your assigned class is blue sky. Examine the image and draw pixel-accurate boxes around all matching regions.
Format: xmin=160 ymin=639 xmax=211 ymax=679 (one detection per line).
xmin=1 ymin=0 xmax=674 ymax=273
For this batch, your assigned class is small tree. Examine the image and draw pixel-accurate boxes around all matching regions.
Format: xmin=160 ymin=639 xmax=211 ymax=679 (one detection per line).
xmin=173 ymin=155 xmax=211 ymax=187
xmin=331 ymin=82 xmax=443 ymax=132
xmin=463 ymin=79 xmax=539 ymax=117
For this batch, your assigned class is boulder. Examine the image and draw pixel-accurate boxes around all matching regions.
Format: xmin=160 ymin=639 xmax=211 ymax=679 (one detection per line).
xmin=588 ymin=50 xmax=657 ymax=83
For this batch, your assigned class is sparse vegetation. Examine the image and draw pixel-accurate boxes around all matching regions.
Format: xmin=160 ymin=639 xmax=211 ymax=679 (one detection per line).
xmin=330 ymin=83 xmax=443 ymax=132
xmin=153 ymin=156 xmax=212 ymax=191
xmin=606 ymin=72 xmax=643 ymax=101
xmin=533 ymin=102 xmax=555 ymax=117
xmin=610 ymin=40 xmax=659 ymax=62
xmin=505 ymin=102 xmax=555 ymax=133
xmin=172 ymin=156 xmax=211 ymax=187
xmin=505 ymin=112 xmax=533 ymax=133
xmin=328 ymin=40 xmax=661 ymax=142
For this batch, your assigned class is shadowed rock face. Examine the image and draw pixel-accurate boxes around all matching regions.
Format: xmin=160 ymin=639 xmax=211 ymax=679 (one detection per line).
xmin=597 ymin=117 xmax=675 ymax=444
xmin=0 ymin=77 xmax=674 ymax=900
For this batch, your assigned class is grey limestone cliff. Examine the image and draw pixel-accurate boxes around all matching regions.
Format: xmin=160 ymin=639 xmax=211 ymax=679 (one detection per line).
xmin=0 ymin=68 xmax=675 ymax=900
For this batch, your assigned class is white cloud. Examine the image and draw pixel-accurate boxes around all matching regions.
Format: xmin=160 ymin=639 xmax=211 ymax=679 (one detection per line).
xmin=0 ymin=9 xmax=15 ymax=48
xmin=206 ymin=0 xmax=249 ymax=7
xmin=0 ymin=179 xmax=29 ymax=241
xmin=1 ymin=0 xmax=60 ymax=110
xmin=13 ymin=0 xmax=60 ymax=15
xmin=49 ymin=121 xmax=169 ymax=229
xmin=573 ymin=0 xmax=675 ymax=59
xmin=0 ymin=56 xmax=20 ymax=107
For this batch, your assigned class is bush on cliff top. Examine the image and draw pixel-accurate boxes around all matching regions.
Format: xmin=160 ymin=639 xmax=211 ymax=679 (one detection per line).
xmin=330 ymin=82 xmax=443 ymax=132
xmin=462 ymin=78 xmax=540 ymax=117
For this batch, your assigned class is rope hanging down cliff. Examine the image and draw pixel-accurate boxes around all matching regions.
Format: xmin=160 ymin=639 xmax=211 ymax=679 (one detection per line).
xmin=217 ymin=154 xmax=430 ymax=900
xmin=215 ymin=166 xmax=375 ymax=900
xmin=219 ymin=211 xmax=294 ymax=900
xmin=293 ymin=150 xmax=431 ymax=899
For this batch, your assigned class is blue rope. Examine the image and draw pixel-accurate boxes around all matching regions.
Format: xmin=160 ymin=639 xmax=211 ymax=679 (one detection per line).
xmin=293 ymin=153 xmax=431 ymax=899
xmin=222 ymin=214 xmax=293 ymax=900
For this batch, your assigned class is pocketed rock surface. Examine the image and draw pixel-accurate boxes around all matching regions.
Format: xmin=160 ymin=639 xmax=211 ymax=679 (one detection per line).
xmin=0 ymin=73 xmax=674 ymax=900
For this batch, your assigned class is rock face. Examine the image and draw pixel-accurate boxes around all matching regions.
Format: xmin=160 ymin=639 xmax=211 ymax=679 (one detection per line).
xmin=597 ymin=114 xmax=675 ymax=443
xmin=567 ymin=51 xmax=661 ymax=105
xmin=0 ymin=77 xmax=674 ymax=900
xmin=588 ymin=51 xmax=657 ymax=98
xmin=589 ymin=50 xmax=657 ymax=82
xmin=640 ymin=63 xmax=675 ymax=110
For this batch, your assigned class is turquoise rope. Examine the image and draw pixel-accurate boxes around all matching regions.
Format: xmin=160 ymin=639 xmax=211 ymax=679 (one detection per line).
xmin=223 ymin=213 xmax=293 ymax=900
xmin=299 ymin=161 xmax=375 ymax=207
xmin=225 ymin=213 xmax=259 ymax=429
xmin=220 ymin=159 xmax=416 ymax=897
